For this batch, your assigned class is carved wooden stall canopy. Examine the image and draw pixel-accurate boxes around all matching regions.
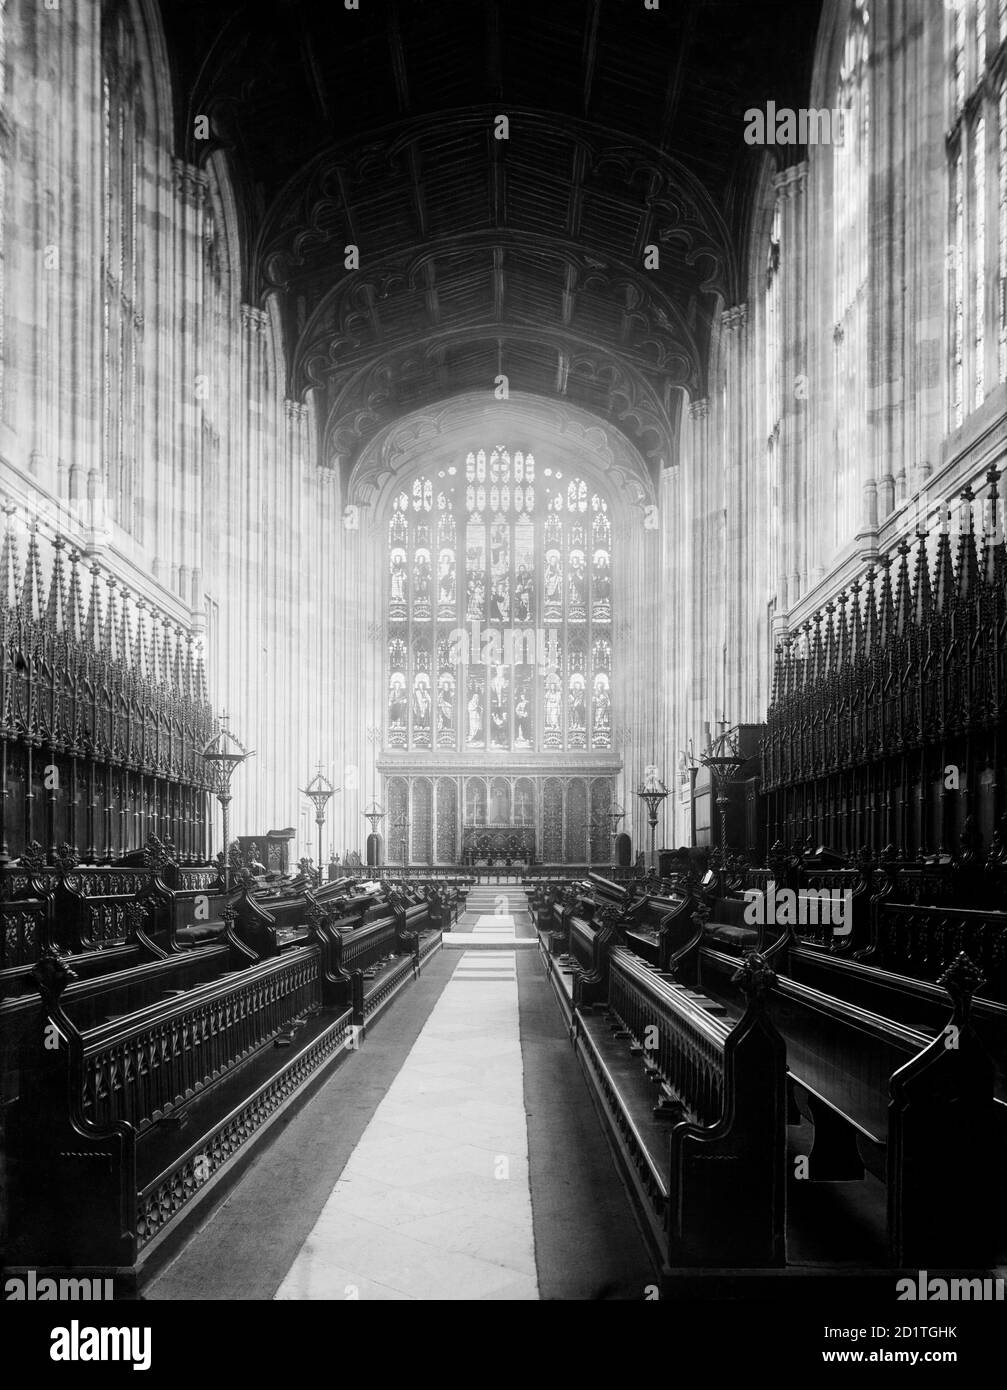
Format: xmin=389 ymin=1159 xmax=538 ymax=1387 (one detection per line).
xmin=0 ymin=519 xmax=221 ymax=865
xmin=764 ymin=472 xmax=1007 ymax=860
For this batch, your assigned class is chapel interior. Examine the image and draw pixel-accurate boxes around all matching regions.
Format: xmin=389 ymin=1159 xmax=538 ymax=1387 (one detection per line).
xmin=1 ymin=0 xmax=1006 ymax=1303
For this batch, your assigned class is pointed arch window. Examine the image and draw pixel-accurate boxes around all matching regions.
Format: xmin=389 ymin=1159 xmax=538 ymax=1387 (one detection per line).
xmin=950 ymin=0 xmax=1006 ymax=426
xmin=999 ymin=85 xmax=1007 ymax=381
xmin=0 ymin=0 xmax=8 ymax=419
xmin=102 ymin=4 xmax=146 ymax=539
xmin=765 ymin=194 xmax=783 ymax=576
xmin=832 ymin=0 xmax=870 ymax=549
xmin=385 ymin=449 xmax=614 ymax=752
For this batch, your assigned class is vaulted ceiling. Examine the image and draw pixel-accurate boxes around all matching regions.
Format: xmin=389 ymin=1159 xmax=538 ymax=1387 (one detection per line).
xmin=157 ymin=0 xmax=822 ymax=480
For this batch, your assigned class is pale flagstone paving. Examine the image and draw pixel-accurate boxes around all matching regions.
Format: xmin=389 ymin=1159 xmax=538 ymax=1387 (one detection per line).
xmin=444 ymin=909 xmax=538 ymax=949
xmin=275 ymin=949 xmax=538 ymax=1301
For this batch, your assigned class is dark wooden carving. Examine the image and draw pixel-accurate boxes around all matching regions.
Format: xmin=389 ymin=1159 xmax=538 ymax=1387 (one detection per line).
xmin=763 ymin=472 xmax=1007 ymax=875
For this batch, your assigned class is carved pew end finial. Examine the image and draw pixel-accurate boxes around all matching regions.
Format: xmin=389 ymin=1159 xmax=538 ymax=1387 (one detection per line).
xmin=732 ymin=949 xmax=777 ymax=1003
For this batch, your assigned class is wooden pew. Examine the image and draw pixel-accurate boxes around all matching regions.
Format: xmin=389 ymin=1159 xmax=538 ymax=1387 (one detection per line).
xmin=309 ymin=880 xmax=439 ymax=1030
xmin=230 ymin=882 xmax=313 ymax=957
xmin=695 ymin=942 xmax=1000 ymax=1268
xmin=5 ymin=872 xmax=444 ymax=1272
xmin=859 ymin=899 xmax=1007 ymax=1001
xmin=541 ymin=885 xmax=594 ymax=960
xmin=7 ymin=933 xmax=353 ymax=1270
xmin=629 ymin=886 xmax=700 ymax=970
xmin=772 ymin=913 xmax=1007 ymax=1104
xmin=2 ymin=867 xmax=186 ymax=1002
xmin=574 ymin=948 xmax=787 ymax=1269
xmin=1 ymin=852 xmax=242 ymax=999
xmin=1 ymin=878 xmax=57 ymax=1000
xmin=51 ymin=866 xmax=163 ymax=954
xmin=544 ymin=876 xmax=700 ymax=1018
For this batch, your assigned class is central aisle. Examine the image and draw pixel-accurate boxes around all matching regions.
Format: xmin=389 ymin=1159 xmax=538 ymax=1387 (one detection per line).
xmin=275 ymin=948 xmax=538 ymax=1300
xmin=144 ymin=886 xmax=653 ymax=1301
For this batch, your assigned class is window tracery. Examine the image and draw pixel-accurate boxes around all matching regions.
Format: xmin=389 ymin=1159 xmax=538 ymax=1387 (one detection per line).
xmin=102 ymin=4 xmax=146 ymax=539
xmin=949 ymin=0 xmax=1005 ymax=424
xmin=385 ymin=448 xmax=613 ymax=753
xmin=832 ymin=0 xmax=869 ymax=546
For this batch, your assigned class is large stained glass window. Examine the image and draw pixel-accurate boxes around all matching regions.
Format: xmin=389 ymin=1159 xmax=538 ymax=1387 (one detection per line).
xmin=832 ymin=0 xmax=869 ymax=548
xmin=386 ymin=448 xmax=613 ymax=753
xmin=949 ymin=0 xmax=1006 ymax=424
xmin=102 ymin=3 xmax=145 ymax=540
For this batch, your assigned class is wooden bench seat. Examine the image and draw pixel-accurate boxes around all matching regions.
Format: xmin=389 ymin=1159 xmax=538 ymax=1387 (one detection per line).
xmin=703 ymin=896 xmax=758 ymax=953
xmin=4 ymin=872 xmax=444 ymax=1273
xmin=574 ymin=946 xmax=787 ymax=1269
xmin=860 ymin=900 xmax=1007 ymax=1001
xmin=780 ymin=940 xmax=1007 ymax=1104
xmin=7 ymin=939 xmax=353 ymax=1269
xmin=695 ymin=943 xmax=1000 ymax=1267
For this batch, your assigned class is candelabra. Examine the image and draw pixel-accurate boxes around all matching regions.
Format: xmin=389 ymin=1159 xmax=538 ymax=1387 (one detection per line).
xmin=607 ymin=803 xmax=625 ymax=865
xmin=700 ymin=720 xmax=746 ymax=867
xmin=679 ymin=742 xmax=700 ymax=845
xmin=392 ymin=809 xmax=409 ymax=868
xmin=201 ymin=714 xmax=254 ymax=894
xmin=363 ymin=801 xmax=386 ymax=867
xmin=301 ymin=762 xmax=338 ymax=886
xmin=634 ymin=767 xmax=669 ymax=866
xmin=589 ymin=809 xmax=608 ymax=867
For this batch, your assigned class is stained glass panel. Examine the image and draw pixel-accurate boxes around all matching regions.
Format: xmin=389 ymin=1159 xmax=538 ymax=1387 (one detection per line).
xmin=514 ymin=664 xmax=533 ymax=748
xmin=386 ymin=453 xmax=613 ymax=753
xmin=543 ymin=665 xmax=563 ymax=750
xmin=466 ymin=522 xmax=485 ymax=620
xmin=466 ymin=667 xmax=486 ymax=747
xmin=412 ymin=640 xmax=432 ymax=749
xmin=1000 ymin=87 xmax=1007 ymax=382
xmin=568 ymin=639 xmax=587 ymax=750
xmin=489 ymin=518 xmax=510 ymax=622
xmin=949 ymin=0 xmax=999 ymax=425
xmin=591 ymin=502 xmax=611 ymax=622
xmin=388 ymin=638 xmax=407 ymax=749
xmin=436 ymin=662 xmax=456 ymax=748
xmin=976 ymin=114 xmax=986 ymax=408
xmin=489 ymin=664 xmax=510 ymax=748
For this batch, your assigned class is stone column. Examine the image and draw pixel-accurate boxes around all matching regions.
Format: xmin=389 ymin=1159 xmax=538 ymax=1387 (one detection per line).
xmin=173 ymin=161 xmax=208 ymax=595
xmin=774 ymin=162 xmax=808 ymax=606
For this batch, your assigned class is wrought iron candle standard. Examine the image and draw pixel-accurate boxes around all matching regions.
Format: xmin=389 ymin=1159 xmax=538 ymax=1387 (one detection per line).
xmin=608 ymin=802 xmax=625 ymax=865
xmin=634 ymin=773 xmax=669 ymax=861
xmin=700 ymin=721 xmax=746 ymax=867
xmin=391 ymin=809 xmax=409 ymax=867
xmin=301 ymin=762 xmax=338 ymax=886
xmin=363 ymin=801 xmax=386 ymax=866
xmin=201 ymin=715 xmax=254 ymax=893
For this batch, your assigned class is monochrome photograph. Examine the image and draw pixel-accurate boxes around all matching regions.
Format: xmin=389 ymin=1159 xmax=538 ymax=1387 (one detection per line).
xmin=0 ymin=0 xmax=1003 ymax=1367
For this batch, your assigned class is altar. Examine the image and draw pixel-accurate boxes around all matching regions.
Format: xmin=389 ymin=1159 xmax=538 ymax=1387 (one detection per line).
xmin=461 ymin=825 xmax=535 ymax=865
